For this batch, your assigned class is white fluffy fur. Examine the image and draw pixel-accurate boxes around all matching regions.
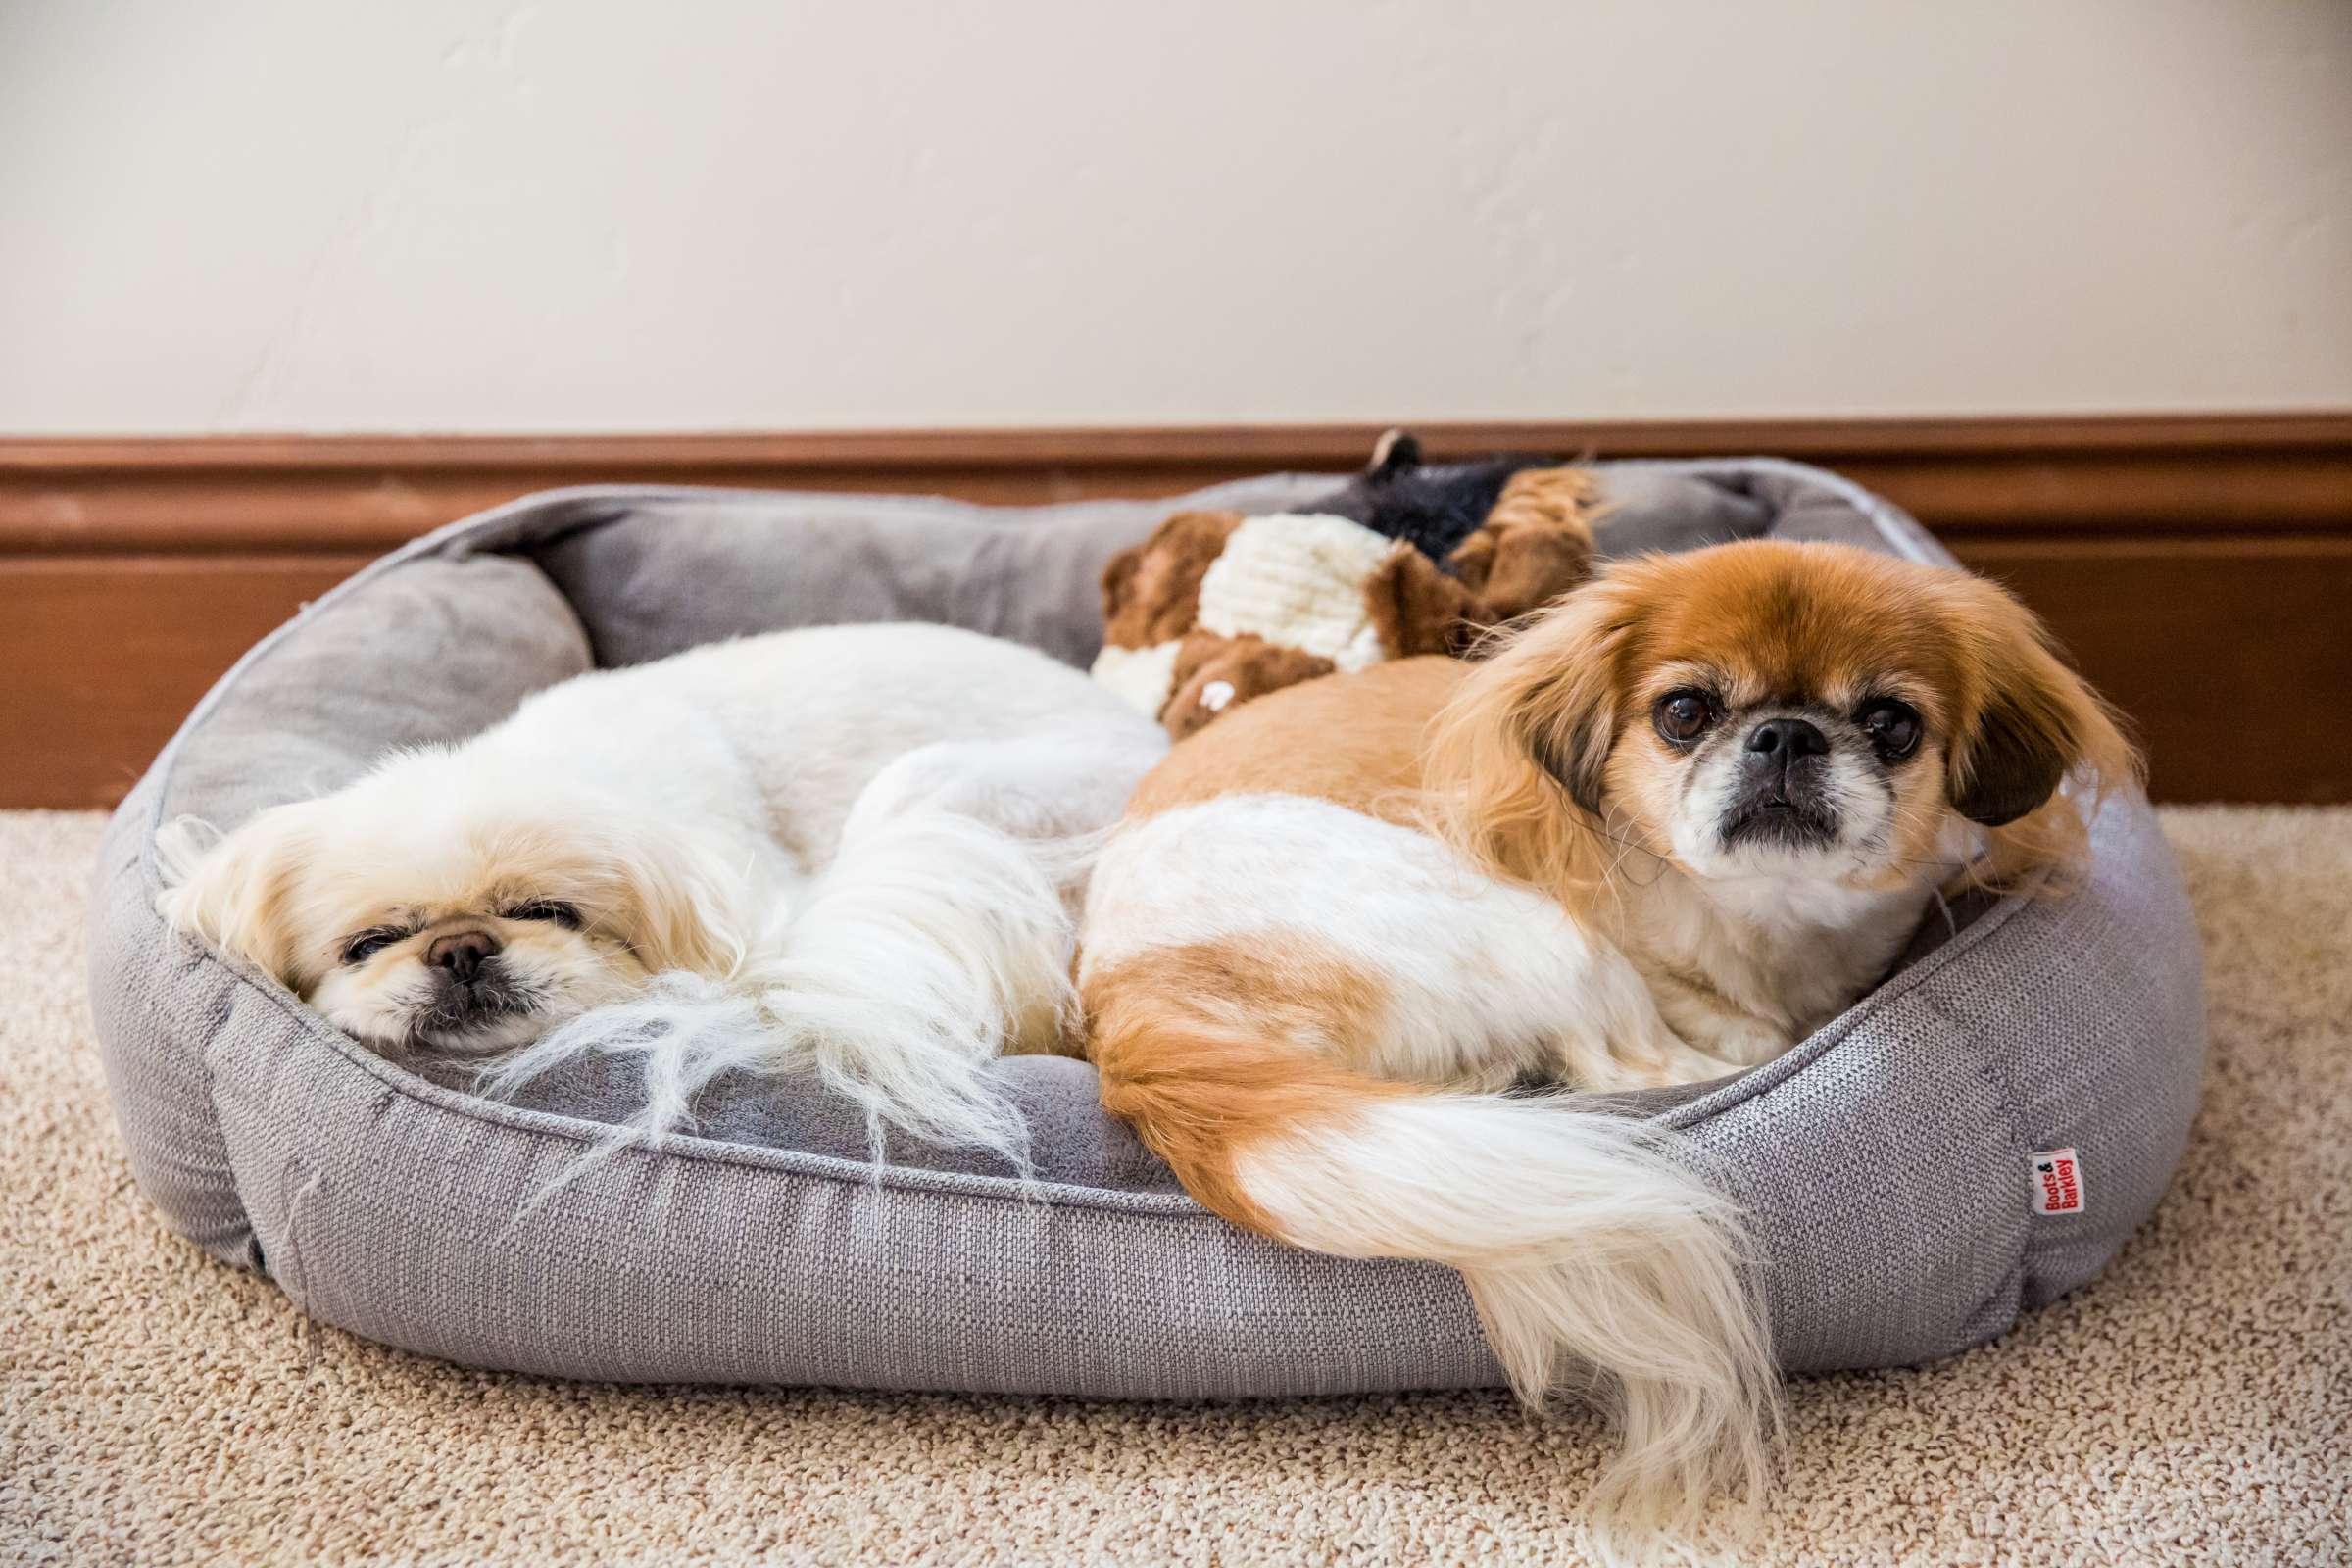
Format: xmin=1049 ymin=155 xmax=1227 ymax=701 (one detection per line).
xmin=160 ymin=623 xmax=1167 ymax=1161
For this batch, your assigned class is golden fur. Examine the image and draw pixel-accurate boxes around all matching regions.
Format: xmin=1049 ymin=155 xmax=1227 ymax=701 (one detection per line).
xmin=1126 ymin=539 xmax=2136 ymax=898
xmin=1124 ymin=655 xmax=1465 ymax=826
xmin=1083 ymin=939 xmax=1401 ymax=1234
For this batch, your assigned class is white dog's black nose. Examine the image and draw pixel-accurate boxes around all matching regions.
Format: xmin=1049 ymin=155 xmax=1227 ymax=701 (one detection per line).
xmin=1745 ymin=717 xmax=1828 ymax=763
xmin=426 ymin=929 xmax=501 ymax=984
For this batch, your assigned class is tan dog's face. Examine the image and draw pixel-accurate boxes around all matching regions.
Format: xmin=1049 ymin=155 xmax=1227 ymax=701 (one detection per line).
xmin=1597 ymin=546 xmax=1980 ymax=885
xmin=1440 ymin=541 xmax=2134 ymax=893
xmin=157 ymin=754 xmax=734 ymax=1055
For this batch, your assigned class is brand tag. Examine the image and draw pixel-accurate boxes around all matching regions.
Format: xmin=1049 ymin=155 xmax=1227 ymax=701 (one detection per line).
xmin=2031 ymin=1148 xmax=2085 ymax=1215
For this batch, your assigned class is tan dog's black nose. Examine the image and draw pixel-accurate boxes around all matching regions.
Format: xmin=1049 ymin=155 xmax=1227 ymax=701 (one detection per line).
xmin=1745 ymin=717 xmax=1828 ymax=760
xmin=426 ymin=929 xmax=501 ymax=983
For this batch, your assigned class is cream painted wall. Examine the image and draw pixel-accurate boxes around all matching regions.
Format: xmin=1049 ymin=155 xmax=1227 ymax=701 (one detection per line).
xmin=2 ymin=1 xmax=2346 ymax=435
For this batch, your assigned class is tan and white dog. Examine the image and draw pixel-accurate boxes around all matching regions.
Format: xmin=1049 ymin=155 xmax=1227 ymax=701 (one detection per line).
xmin=1076 ymin=540 xmax=2136 ymax=1548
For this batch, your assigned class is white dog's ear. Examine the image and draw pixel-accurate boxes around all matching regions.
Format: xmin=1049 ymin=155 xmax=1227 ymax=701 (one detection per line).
xmin=593 ymin=825 xmax=751 ymax=979
xmin=155 ymin=804 xmax=324 ymax=984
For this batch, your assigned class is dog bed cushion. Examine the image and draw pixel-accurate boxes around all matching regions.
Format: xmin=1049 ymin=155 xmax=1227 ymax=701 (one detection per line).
xmin=87 ymin=461 xmax=2205 ymax=1395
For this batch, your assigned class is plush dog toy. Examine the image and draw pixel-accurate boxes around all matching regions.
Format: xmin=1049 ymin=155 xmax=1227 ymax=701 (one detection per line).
xmin=1093 ymin=432 xmax=1599 ymax=737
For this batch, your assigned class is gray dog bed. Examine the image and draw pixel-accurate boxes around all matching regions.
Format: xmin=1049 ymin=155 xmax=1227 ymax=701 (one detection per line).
xmin=87 ymin=462 xmax=2205 ymax=1395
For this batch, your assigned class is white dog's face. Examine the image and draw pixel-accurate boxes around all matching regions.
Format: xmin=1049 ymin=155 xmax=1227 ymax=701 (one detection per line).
xmin=158 ymin=752 xmax=733 ymax=1055
xmin=297 ymin=872 xmax=641 ymax=1056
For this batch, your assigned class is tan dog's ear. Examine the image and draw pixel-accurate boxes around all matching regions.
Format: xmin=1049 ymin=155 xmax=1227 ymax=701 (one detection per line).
xmin=1947 ymin=580 xmax=2139 ymax=828
xmin=1363 ymin=545 xmax=1479 ymax=658
xmin=1423 ymin=573 xmax=1645 ymax=892
xmin=1162 ymin=633 xmax=1336 ymax=740
xmin=1446 ymin=466 xmax=1599 ymax=621
xmin=1507 ymin=584 xmax=1641 ymax=819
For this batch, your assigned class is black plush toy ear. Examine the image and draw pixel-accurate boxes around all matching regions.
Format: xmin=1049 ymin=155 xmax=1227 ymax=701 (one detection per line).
xmin=1367 ymin=427 xmax=1422 ymax=479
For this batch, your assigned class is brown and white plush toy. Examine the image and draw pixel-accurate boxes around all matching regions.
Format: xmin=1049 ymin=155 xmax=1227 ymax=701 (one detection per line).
xmin=1094 ymin=434 xmax=1600 ymax=737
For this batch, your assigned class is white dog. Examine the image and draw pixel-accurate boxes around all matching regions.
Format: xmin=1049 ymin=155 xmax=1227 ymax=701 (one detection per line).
xmin=158 ymin=622 xmax=1167 ymax=1157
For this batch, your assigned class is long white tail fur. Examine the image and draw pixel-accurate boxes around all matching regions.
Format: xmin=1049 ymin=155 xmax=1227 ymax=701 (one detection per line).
xmin=1239 ymin=1093 xmax=1777 ymax=1550
xmin=1090 ymin=994 xmax=1777 ymax=1563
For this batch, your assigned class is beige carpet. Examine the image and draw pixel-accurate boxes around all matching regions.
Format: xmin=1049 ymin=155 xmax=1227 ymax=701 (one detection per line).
xmin=3 ymin=807 xmax=2345 ymax=1567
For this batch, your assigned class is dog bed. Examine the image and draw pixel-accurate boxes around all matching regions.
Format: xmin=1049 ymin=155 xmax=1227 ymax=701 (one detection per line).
xmin=87 ymin=461 xmax=2205 ymax=1395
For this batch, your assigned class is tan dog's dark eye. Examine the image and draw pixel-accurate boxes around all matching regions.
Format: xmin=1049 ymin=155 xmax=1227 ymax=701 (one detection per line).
xmin=504 ymin=899 xmax=583 ymax=929
xmin=1652 ymin=692 xmax=1715 ymax=747
xmin=1859 ymin=700 xmax=1923 ymax=760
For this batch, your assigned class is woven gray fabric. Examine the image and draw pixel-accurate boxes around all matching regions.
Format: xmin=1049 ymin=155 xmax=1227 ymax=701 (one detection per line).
xmin=86 ymin=462 xmax=2204 ymax=1394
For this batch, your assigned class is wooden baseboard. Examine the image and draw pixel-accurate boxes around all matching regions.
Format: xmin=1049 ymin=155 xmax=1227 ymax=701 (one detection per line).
xmin=5 ymin=415 xmax=2348 ymax=808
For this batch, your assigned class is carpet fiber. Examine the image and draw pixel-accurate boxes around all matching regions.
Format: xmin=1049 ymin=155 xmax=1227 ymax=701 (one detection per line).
xmin=4 ymin=807 xmax=2345 ymax=1567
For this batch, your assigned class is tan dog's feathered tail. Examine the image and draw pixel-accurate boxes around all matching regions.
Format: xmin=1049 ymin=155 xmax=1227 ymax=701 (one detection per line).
xmin=1086 ymin=972 xmax=1779 ymax=1563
